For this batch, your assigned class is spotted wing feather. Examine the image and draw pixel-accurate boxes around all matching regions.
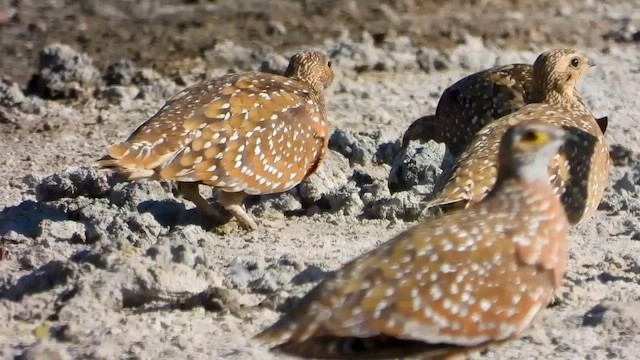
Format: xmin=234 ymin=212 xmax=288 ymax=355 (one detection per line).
xmin=434 ymin=64 xmax=532 ymax=156
xmin=427 ymin=103 xmax=610 ymax=224
xmin=256 ymin=184 xmax=566 ymax=358
xmin=99 ymin=73 xmax=328 ymax=195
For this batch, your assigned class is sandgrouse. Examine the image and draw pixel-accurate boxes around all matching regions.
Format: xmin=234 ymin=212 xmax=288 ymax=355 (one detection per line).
xmin=96 ymin=51 xmax=334 ymax=230
xmin=425 ymin=49 xmax=611 ymax=225
xmin=254 ymin=120 xmax=571 ymax=360
xmin=402 ymin=49 xmax=608 ymax=157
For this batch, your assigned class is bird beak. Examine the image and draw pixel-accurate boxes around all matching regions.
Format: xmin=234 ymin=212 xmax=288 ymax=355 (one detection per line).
xmin=588 ymin=58 xmax=596 ymax=67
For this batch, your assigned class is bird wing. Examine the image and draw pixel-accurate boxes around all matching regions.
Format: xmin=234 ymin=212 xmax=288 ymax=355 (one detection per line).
xmin=97 ymin=72 xmax=327 ymax=195
xmin=256 ymin=210 xmax=551 ymax=354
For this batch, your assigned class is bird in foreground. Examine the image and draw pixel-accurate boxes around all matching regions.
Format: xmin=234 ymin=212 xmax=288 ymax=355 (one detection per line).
xmin=401 ymin=48 xmax=607 ymax=158
xmin=426 ymin=49 xmax=610 ymax=225
xmin=96 ymin=50 xmax=334 ymax=231
xmin=255 ymin=120 xmax=571 ymax=359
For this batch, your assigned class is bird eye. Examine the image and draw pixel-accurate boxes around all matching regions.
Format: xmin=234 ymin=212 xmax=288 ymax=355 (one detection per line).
xmin=520 ymin=129 xmax=548 ymax=145
xmin=570 ymin=57 xmax=580 ymax=68
xmin=327 ymin=60 xmax=332 ymax=68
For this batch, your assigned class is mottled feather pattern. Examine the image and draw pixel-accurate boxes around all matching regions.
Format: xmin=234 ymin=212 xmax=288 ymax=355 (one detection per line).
xmin=403 ymin=50 xmax=591 ymax=158
xmin=434 ymin=64 xmax=533 ymax=156
xmin=103 ymin=73 xmax=328 ymax=195
xmin=96 ymin=50 xmax=334 ymax=230
xmin=428 ymin=103 xmax=610 ymax=223
xmin=257 ymin=177 xmax=568 ymax=359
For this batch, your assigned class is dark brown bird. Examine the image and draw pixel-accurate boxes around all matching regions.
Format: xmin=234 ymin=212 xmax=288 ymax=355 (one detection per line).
xmin=254 ymin=120 xmax=572 ymax=360
xmin=96 ymin=51 xmax=334 ymax=231
xmin=425 ymin=49 xmax=610 ymax=225
xmin=401 ymin=49 xmax=603 ymax=157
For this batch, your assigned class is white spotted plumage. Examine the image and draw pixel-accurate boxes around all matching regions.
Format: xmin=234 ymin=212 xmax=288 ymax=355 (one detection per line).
xmin=255 ymin=120 xmax=571 ymax=359
xmin=96 ymin=50 xmax=334 ymax=231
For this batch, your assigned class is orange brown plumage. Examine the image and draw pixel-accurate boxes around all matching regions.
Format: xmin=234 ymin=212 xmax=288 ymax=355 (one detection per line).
xmin=96 ymin=50 xmax=334 ymax=230
xmin=425 ymin=49 xmax=610 ymax=225
xmin=254 ymin=120 xmax=571 ymax=359
xmin=402 ymin=49 xmax=595 ymax=158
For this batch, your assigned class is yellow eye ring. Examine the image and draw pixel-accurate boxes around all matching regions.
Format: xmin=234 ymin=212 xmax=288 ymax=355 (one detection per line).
xmin=520 ymin=129 xmax=549 ymax=145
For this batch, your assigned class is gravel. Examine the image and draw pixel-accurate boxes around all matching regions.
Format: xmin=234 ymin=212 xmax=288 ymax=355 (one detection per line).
xmin=1 ymin=33 xmax=640 ymax=360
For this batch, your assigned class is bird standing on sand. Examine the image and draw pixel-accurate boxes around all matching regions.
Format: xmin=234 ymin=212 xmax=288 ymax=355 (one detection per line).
xmin=96 ymin=51 xmax=334 ymax=231
xmin=255 ymin=120 xmax=571 ymax=360
xmin=402 ymin=49 xmax=608 ymax=157
xmin=425 ymin=49 xmax=610 ymax=225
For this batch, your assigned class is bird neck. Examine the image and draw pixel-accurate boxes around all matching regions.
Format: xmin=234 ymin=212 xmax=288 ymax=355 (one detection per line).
xmin=493 ymin=154 xmax=554 ymax=194
xmin=490 ymin=172 xmax=554 ymax=203
xmin=531 ymin=80 xmax=586 ymax=112
xmin=292 ymin=76 xmax=326 ymax=107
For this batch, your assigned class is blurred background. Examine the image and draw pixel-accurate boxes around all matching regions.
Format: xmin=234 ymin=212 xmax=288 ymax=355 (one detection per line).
xmin=0 ymin=0 xmax=637 ymax=84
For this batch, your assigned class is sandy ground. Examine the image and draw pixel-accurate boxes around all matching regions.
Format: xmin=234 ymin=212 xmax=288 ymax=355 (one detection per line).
xmin=1 ymin=1 xmax=640 ymax=360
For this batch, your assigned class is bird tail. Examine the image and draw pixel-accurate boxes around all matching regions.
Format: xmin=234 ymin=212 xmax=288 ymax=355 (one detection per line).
xmin=94 ymin=154 xmax=155 ymax=181
xmin=595 ymin=116 xmax=608 ymax=134
xmin=422 ymin=196 xmax=468 ymax=215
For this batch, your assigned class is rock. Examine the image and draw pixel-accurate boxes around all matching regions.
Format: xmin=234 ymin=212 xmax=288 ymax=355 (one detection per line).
xmin=177 ymin=287 xmax=242 ymax=315
xmin=104 ymin=59 xmax=138 ymax=86
xmin=258 ymin=290 xmax=293 ymax=311
xmin=290 ymin=265 xmax=329 ymax=285
xmin=1 ymin=230 xmax=31 ymax=243
xmin=375 ymin=139 xmax=403 ymax=166
xmin=99 ymin=85 xmax=139 ymax=107
xmin=610 ymin=144 xmax=635 ymax=167
xmin=364 ymin=190 xmax=424 ymax=221
xmin=109 ymin=180 xmax=172 ymax=208
xmin=0 ymin=78 xmax=25 ymax=106
xmin=35 ymin=166 xmax=116 ymax=202
xmin=329 ymin=129 xmax=379 ymax=166
xmin=387 ymin=140 xmax=450 ymax=193
xmin=136 ymin=77 xmax=180 ymax=102
xmin=249 ymin=271 xmax=279 ymax=294
xmin=613 ymin=172 xmax=637 ymax=193
xmin=360 ymin=178 xmax=392 ymax=205
xmin=604 ymin=20 xmax=640 ymax=43
xmin=145 ymin=244 xmax=207 ymax=268
xmin=298 ymin=150 xmax=351 ymax=205
xmin=37 ymin=219 xmax=86 ymax=243
xmin=65 ymin=259 xmax=210 ymax=311
xmin=19 ymin=340 xmax=72 ymax=360
xmin=203 ymin=40 xmax=254 ymax=70
xmin=157 ymin=225 xmax=209 ymax=246
xmin=329 ymin=129 xmax=396 ymax=166
xmin=71 ymin=248 xmax=115 ymax=269
xmin=381 ymin=36 xmax=420 ymax=71
xmin=266 ymin=21 xmax=287 ymax=36
xmin=0 ymin=260 xmax=76 ymax=301
xmin=29 ymin=43 xmax=101 ymax=99
xmin=416 ymin=47 xmax=452 ymax=73
xmin=329 ymin=32 xmax=391 ymax=72
xmin=449 ymin=35 xmax=497 ymax=71
xmin=202 ymin=40 xmax=283 ymax=73
xmin=18 ymin=246 xmax=67 ymax=270
xmin=583 ymin=301 xmax=640 ymax=329
xmin=335 ymin=184 xmax=365 ymax=215
xmin=296 ymin=150 xmax=362 ymax=215
xmin=257 ymin=52 xmax=290 ymax=75
xmin=251 ymin=191 xmax=303 ymax=217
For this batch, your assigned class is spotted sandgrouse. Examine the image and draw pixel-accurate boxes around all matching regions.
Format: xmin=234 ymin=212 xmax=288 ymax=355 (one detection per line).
xmin=254 ymin=120 xmax=571 ymax=360
xmin=402 ymin=49 xmax=608 ymax=157
xmin=426 ymin=50 xmax=610 ymax=225
xmin=96 ymin=51 xmax=334 ymax=230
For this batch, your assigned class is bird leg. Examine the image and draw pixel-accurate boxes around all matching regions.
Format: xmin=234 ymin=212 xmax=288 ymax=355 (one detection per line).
xmin=217 ymin=191 xmax=258 ymax=231
xmin=176 ymin=182 xmax=227 ymax=226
